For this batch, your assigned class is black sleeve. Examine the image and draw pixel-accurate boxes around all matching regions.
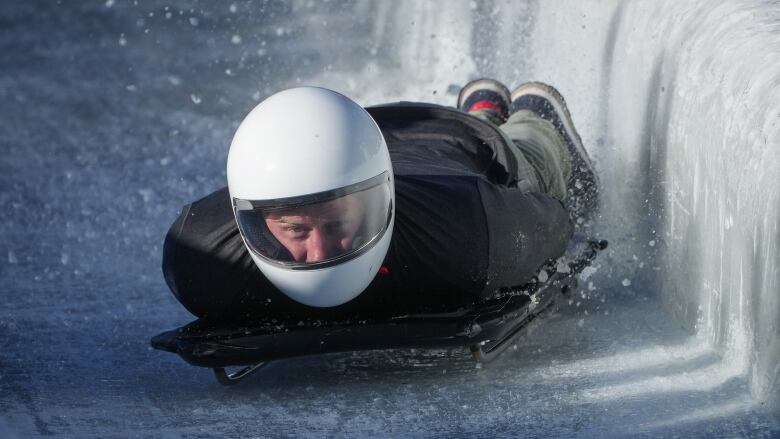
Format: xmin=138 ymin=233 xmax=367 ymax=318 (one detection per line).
xmin=161 ymin=187 xmax=301 ymax=321
xmin=477 ymin=179 xmax=573 ymax=295
xmin=380 ymin=175 xmax=490 ymax=309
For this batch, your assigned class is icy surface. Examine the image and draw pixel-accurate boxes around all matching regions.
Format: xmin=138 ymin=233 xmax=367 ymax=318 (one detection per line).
xmin=1 ymin=1 xmax=778 ymax=437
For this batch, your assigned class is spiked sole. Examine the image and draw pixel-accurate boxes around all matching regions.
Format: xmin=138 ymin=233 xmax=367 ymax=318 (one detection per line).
xmin=510 ymin=82 xmax=592 ymax=169
xmin=457 ymin=78 xmax=512 ymax=111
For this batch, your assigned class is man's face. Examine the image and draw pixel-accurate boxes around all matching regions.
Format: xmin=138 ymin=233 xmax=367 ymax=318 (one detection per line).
xmin=264 ymin=195 xmax=366 ymax=263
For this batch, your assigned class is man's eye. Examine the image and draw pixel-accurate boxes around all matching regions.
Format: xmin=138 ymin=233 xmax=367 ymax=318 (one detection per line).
xmin=286 ymin=226 xmax=307 ymax=234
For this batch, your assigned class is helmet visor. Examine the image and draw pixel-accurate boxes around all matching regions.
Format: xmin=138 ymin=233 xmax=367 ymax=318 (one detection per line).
xmin=233 ymin=172 xmax=393 ymax=270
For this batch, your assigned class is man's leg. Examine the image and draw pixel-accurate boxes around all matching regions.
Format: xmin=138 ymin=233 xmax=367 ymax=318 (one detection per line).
xmin=458 ymin=79 xmax=545 ymax=193
xmin=458 ymin=79 xmax=596 ymax=215
xmin=508 ymin=82 xmax=598 ymax=217
xmin=458 ymin=79 xmax=566 ymax=199
xmin=499 ymin=109 xmax=571 ymax=202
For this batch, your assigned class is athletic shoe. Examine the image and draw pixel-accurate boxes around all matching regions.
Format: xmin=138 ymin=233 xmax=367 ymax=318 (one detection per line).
xmin=457 ymin=78 xmax=512 ymax=122
xmin=510 ymin=82 xmax=599 ymax=220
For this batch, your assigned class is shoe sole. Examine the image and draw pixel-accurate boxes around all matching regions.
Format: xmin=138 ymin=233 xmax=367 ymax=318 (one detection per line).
xmin=457 ymin=78 xmax=512 ymax=110
xmin=511 ymin=82 xmax=599 ymax=219
xmin=510 ymin=82 xmax=592 ymax=168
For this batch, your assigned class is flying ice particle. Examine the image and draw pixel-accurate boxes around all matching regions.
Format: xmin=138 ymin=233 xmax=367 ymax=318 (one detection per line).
xmin=190 ymin=94 xmax=202 ymax=104
xmin=622 ymin=278 xmax=632 ymax=287
xmin=8 ymin=251 xmax=18 ymax=264
xmin=138 ymin=189 xmax=153 ymax=203
xmin=231 ymin=35 xmax=242 ymax=45
xmin=229 ymin=3 xmax=237 ymax=13
xmin=105 ymin=0 xmax=114 ymax=7
xmin=189 ymin=17 xmax=199 ymax=26
xmin=579 ymin=265 xmax=597 ymax=281
xmin=649 ymin=240 xmax=656 ymax=247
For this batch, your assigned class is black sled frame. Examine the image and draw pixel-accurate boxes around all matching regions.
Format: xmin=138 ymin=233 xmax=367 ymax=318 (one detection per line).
xmin=152 ymin=238 xmax=607 ymax=385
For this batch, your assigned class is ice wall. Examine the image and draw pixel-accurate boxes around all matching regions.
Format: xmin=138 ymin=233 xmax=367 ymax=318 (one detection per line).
xmin=514 ymin=0 xmax=780 ymax=410
xmin=313 ymin=0 xmax=780 ymax=411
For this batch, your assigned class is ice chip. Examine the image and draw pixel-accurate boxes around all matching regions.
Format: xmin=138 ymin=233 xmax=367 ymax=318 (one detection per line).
xmin=622 ymin=278 xmax=632 ymax=287
xmin=8 ymin=251 xmax=18 ymax=264
xmin=138 ymin=189 xmax=153 ymax=203
xmin=190 ymin=94 xmax=202 ymax=104
xmin=579 ymin=266 xmax=597 ymax=281
xmin=231 ymin=35 xmax=242 ymax=45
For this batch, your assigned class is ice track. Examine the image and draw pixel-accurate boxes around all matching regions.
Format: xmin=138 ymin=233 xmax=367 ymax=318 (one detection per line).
xmin=0 ymin=1 xmax=778 ymax=437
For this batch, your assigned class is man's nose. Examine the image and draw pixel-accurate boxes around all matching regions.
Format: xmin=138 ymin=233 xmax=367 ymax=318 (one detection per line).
xmin=306 ymin=227 xmax=328 ymax=262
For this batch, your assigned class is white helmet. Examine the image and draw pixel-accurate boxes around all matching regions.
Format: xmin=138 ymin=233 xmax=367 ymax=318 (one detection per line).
xmin=227 ymin=87 xmax=394 ymax=307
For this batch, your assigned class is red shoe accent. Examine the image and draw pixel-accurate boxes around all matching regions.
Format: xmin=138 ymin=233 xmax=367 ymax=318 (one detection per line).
xmin=469 ymin=100 xmax=503 ymax=114
xmin=378 ymin=265 xmax=390 ymax=275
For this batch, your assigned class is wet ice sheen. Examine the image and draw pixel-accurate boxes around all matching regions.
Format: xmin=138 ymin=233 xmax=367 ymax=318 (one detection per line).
xmin=0 ymin=0 xmax=778 ymax=437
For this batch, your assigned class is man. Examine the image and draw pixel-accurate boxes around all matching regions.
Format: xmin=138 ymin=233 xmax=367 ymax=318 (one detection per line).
xmin=162 ymin=80 xmax=598 ymax=323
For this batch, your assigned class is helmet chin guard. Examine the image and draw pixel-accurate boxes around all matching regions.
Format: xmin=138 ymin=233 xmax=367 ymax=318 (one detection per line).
xmin=227 ymin=87 xmax=394 ymax=307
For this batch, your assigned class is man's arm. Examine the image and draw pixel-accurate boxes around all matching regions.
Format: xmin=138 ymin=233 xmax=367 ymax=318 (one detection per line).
xmin=477 ymin=179 xmax=573 ymax=296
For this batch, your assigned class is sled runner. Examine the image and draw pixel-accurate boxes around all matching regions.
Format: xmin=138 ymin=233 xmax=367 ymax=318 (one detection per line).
xmin=151 ymin=237 xmax=607 ymax=385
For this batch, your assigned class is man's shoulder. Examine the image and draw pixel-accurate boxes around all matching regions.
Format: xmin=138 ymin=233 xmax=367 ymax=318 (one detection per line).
xmin=366 ymin=102 xmax=481 ymax=126
xmin=365 ymin=102 xmax=507 ymax=153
